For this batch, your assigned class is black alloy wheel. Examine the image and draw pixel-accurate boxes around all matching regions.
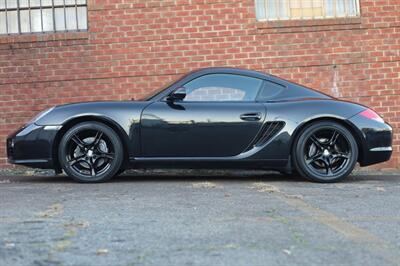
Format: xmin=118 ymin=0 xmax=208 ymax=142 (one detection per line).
xmin=58 ymin=122 xmax=123 ymax=182
xmin=293 ymin=121 xmax=358 ymax=183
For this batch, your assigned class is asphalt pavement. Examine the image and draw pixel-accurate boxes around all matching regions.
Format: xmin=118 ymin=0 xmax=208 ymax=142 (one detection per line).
xmin=1 ymin=169 xmax=400 ymax=266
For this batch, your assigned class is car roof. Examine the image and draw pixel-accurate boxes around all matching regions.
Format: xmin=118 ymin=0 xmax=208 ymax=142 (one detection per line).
xmin=190 ymin=67 xmax=270 ymax=80
xmin=191 ymin=67 xmax=332 ymax=101
xmin=148 ymin=67 xmax=332 ymax=101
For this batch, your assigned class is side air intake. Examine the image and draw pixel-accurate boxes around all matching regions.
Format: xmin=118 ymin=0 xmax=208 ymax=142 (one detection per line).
xmin=253 ymin=121 xmax=285 ymax=147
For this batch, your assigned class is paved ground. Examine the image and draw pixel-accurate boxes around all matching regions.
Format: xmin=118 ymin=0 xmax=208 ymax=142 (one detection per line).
xmin=1 ymin=169 xmax=400 ymax=266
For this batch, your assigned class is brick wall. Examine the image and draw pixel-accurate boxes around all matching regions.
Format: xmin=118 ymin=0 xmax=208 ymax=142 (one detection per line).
xmin=0 ymin=0 xmax=399 ymax=169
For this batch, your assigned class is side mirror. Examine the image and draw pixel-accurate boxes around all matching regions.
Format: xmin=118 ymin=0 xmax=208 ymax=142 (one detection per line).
xmin=167 ymin=87 xmax=186 ymax=102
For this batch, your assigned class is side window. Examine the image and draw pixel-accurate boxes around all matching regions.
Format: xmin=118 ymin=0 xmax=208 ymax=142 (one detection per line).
xmin=183 ymin=74 xmax=263 ymax=102
xmin=257 ymin=80 xmax=285 ymax=101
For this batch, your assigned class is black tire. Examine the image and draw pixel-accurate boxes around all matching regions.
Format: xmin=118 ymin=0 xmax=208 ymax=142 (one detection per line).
xmin=58 ymin=122 xmax=124 ymax=183
xmin=292 ymin=121 xmax=358 ymax=183
xmin=116 ymin=168 xmax=125 ymax=176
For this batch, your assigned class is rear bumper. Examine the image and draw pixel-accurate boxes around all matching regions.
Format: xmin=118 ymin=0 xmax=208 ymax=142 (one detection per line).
xmin=7 ymin=123 xmax=59 ymax=169
xmin=361 ymin=146 xmax=392 ymax=167
xmin=348 ymin=115 xmax=393 ymax=167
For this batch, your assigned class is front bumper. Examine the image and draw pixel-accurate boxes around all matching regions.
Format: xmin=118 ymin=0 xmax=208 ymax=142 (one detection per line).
xmin=348 ymin=115 xmax=393 ymax=167
xmin=7 ymin=123 xmax=60 ymax=169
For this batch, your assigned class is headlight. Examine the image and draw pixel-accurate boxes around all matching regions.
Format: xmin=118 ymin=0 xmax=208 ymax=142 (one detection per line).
xmin=27 ymin=107 xmax=55 ymax=125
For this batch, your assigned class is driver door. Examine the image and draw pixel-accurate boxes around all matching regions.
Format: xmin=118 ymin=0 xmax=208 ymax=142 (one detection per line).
xmin=140 ymin=74 xmax=266 ymax=157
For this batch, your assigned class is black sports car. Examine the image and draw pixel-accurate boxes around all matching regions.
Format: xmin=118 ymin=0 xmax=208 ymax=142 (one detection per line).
xmin=7 ymin=68 xmax=392 ymax=183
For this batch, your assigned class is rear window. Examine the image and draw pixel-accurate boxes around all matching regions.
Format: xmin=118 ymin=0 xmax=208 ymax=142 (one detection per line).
xmin=257 ymin=81 xmax=285 ymax=101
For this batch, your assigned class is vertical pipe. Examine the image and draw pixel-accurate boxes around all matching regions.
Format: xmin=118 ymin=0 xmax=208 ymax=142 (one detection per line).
xmin=277 ymin=0 xmax=280 ymax=20
xmin=85 ymin=0 xmax=88 ymax=29
xmin=40 ymin=0 xmax=43 ymax=32
xmin=63 ymin=0 xmax=66 ymax=30
xmin=299 ymin=0 xmax=303 ymax=19
xmin=28 ymin=0 xmax=31 ymax=32
xmin=75 ymin=0 xmax=78 ymax=30
xmin=333 ymin=0 xmax=337 ymax=17
xmin=350 ymin=0 xmax=356 ymax=16
xmin=5 ymin=0 xmax=8 ymax=34
xmin=17 ymin=0 xmax=21 ymax=33
xmin=52 ymin=0 xmax=55 ymax=31
xmin=356 ymin=0 xmax=360 ymax=16
xmin=311 ymin=0 xmax=314 ymax=18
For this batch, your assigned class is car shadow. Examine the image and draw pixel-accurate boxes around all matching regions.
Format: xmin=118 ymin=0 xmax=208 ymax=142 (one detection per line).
xmin=345 ymin=173 xmax=400 ymax=183
xmin=1 ymin=169 xmax=400 ymax=184
xmin=1 ymin=170 xmax=298 ymax=184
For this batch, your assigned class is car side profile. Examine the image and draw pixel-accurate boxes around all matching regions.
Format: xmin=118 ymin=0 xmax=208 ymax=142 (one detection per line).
xmin=7 ymin=68 xmax=393 ymax=183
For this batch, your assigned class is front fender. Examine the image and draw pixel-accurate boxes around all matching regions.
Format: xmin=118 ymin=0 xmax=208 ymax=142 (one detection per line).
xmin=35 ymin=101 xmax=150 ymax=157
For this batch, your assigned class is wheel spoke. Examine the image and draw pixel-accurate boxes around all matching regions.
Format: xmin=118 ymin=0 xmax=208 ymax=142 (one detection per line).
xmin=71 ymin=135 xmax=86 ymax=149
xmin=90 ymin=165 xmax=96 ymax=176
xmin=306 ymin=153 xmax=322 ymax=165
xmin=90 ymin=131 xmax=103 ymax=148
xmin=88 ymin=160 xmax=96 ymax=176
xmin=98 ymin=152 xmax=115 ymax=160
xmin=329 ymin=130 xmax=340 ymax=145
xmin=310 ymin=135 xmax=324 ymax=149
xmin=332 ymin=153 xmax=350 ymax=160
xmin=321 ymin=158 xmax=333 ymax=175
xmin=68 ymin=155 xmax=86 ymax=166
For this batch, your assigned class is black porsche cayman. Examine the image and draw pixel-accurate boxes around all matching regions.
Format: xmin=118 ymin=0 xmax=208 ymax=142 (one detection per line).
xmin=7 ymin=68 xmax=392 ymax=183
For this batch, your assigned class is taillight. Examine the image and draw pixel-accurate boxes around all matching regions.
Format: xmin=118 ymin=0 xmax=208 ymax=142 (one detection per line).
xmin=359 ymin=109 xmax=385 ymax=123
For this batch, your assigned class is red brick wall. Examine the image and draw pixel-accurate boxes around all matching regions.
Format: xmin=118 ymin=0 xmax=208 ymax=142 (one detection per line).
xmin=1 ymin=0 xmax=399 ymax=169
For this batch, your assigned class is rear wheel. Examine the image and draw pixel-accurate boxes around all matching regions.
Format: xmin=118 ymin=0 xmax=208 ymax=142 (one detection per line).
xmin=58 ymin=122 xmax=124 ymax=183
xmin=293 ymin=121 xmax=358 ymax=183
xmin=116 ymin=168 xmax=125 ymax=176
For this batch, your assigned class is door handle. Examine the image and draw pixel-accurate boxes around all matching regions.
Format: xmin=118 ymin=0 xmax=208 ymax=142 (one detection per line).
xmin=240 ymin=112 xmax=262 ymax=121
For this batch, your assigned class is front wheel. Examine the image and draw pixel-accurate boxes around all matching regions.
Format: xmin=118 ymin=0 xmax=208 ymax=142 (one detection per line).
xmin=293 ymin=121 xmax=358 ymax=183
xmin=58 ymin=122 xmax=124 ymax=183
